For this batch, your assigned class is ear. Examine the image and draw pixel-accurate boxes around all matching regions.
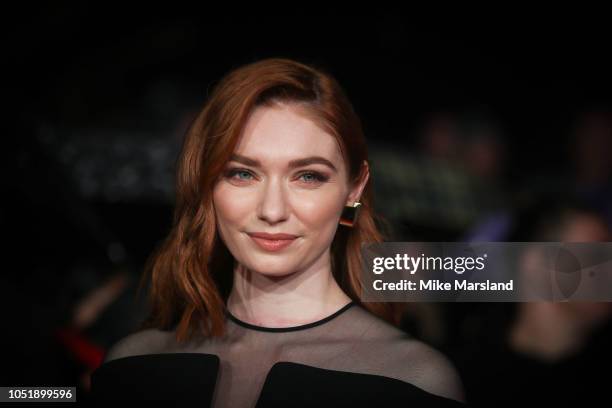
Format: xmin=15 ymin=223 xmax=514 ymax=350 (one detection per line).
xmin=346 ymin=160 xmax=369 ymax=205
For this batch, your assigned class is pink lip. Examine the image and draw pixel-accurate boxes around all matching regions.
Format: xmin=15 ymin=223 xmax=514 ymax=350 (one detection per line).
xmin=248 ymin=233 xmax=298 ymax=252
xmin=248 ymin=232 xmax=299 ymax=240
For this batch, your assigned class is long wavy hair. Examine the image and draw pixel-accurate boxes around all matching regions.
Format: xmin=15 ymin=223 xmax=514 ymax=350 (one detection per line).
xmin=136 ymin=57 xmax=399 ymax=342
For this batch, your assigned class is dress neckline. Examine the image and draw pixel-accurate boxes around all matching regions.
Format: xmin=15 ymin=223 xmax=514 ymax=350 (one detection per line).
xmin=224 ymin=301 xmax=356 ymax=332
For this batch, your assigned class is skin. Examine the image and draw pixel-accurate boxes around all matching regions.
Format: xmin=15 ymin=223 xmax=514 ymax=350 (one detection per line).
xmin=212 ymin=102 xmax=369 ymax=328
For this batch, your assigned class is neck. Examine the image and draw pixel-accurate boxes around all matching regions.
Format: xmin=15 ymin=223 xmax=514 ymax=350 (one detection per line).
xmin=226 ymin=250 xmax=352 ymax=327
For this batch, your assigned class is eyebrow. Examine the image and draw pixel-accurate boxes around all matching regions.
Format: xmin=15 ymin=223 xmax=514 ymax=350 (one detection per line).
xmin=229 ymin=154 xmax=338 ymax=172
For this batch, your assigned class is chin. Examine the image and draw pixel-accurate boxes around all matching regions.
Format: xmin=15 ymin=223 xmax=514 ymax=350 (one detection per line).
xmin=247 ymin=262 xmax=298 ymax=278
xmin=260 ymin=271 xmax=296 ymax=280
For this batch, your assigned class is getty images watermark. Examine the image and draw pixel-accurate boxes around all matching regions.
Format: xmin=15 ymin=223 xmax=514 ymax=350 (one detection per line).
xmin=360 ymin=242 xmax=612 ymax=302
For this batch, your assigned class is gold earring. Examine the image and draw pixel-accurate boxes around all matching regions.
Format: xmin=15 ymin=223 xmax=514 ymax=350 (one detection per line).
xmin=339 ymin=202 xmax=362 ymax=227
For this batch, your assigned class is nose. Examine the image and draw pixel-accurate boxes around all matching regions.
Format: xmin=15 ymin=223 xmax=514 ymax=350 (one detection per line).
xmin=257 ymin=176 xmax=289 ymax=224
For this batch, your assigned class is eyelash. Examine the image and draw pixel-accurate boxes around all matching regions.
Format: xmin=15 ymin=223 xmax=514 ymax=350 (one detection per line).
xmin=224 ymin=168 xmax=329 ymax=185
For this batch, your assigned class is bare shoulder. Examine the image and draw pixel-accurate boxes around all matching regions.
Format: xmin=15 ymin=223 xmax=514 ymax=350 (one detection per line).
xmin=103 ymin=328 xmax=172 ymax=364
xmin=392 ymin=337 xmax=466 ymax=403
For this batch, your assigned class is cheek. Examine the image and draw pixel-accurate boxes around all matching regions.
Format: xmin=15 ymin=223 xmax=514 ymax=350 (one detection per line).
xmin=295 ymin=193 xmax=344 ymax=234
xmin=213 ymin=185 xmax=252 ymax=227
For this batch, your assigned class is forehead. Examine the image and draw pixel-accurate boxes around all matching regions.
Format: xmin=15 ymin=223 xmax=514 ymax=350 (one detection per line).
xmin=234 ymin=104 xmax=343 ymax=166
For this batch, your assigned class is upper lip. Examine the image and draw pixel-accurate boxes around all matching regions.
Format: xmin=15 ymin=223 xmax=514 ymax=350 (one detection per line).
xmin=248 ymin=232 xmax=298 ymax=240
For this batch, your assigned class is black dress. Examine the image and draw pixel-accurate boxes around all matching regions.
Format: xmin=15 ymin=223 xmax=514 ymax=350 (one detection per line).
xmin=89 ymin=301 xmax=466 ymax=407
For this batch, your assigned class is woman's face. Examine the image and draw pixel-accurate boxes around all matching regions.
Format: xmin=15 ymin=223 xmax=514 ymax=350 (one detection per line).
xmin=212 ymin=102 xmax=368 ymax=278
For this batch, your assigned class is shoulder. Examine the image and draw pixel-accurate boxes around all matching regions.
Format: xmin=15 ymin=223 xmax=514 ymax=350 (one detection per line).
xmin=390 ymin=337 xmax=466 ymax=403
xmin=349 ymin=306 xmax=466 ymax=403
xmin=103 ymin=328 xmax=172 ymax=364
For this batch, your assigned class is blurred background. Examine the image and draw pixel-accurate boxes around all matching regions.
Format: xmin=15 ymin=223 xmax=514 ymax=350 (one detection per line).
xmin=3 ymin=7 xmax=611 ymax=406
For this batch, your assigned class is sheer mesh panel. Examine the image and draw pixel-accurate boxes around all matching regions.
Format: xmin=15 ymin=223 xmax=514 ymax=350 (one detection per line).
xmin=100 ymin=301 xmax=465 ymax=406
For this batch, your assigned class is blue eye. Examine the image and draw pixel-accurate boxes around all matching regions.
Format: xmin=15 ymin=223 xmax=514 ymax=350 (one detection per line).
xmin=235 ymin=170 xmax=253 ymax=180
xmin=226 ymin=169 xmax=254 ymax=181
xmin=299 ymin=172 xmax=329 ymax=184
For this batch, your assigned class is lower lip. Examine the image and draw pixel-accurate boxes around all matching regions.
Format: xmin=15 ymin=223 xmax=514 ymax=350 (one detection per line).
xmin=249 ymin=235 xmax=297 ymax=252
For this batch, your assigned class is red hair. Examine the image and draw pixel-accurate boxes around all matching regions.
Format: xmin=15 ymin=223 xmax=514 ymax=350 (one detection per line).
xmin=136 ymin=57 xmax=399 ymax=342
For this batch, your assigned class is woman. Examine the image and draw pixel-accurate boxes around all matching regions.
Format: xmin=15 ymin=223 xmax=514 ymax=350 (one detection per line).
xmin=89 ymin=57 xmax=466 ymax=406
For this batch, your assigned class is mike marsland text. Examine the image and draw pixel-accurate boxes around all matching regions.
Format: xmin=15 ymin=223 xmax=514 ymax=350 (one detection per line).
xmin=373 ymin=279 xmax=515 ymax=291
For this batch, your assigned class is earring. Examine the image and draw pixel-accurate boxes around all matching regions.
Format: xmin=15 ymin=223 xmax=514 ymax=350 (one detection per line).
xmin=339 ymin=202 xmax=362 ymax=227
